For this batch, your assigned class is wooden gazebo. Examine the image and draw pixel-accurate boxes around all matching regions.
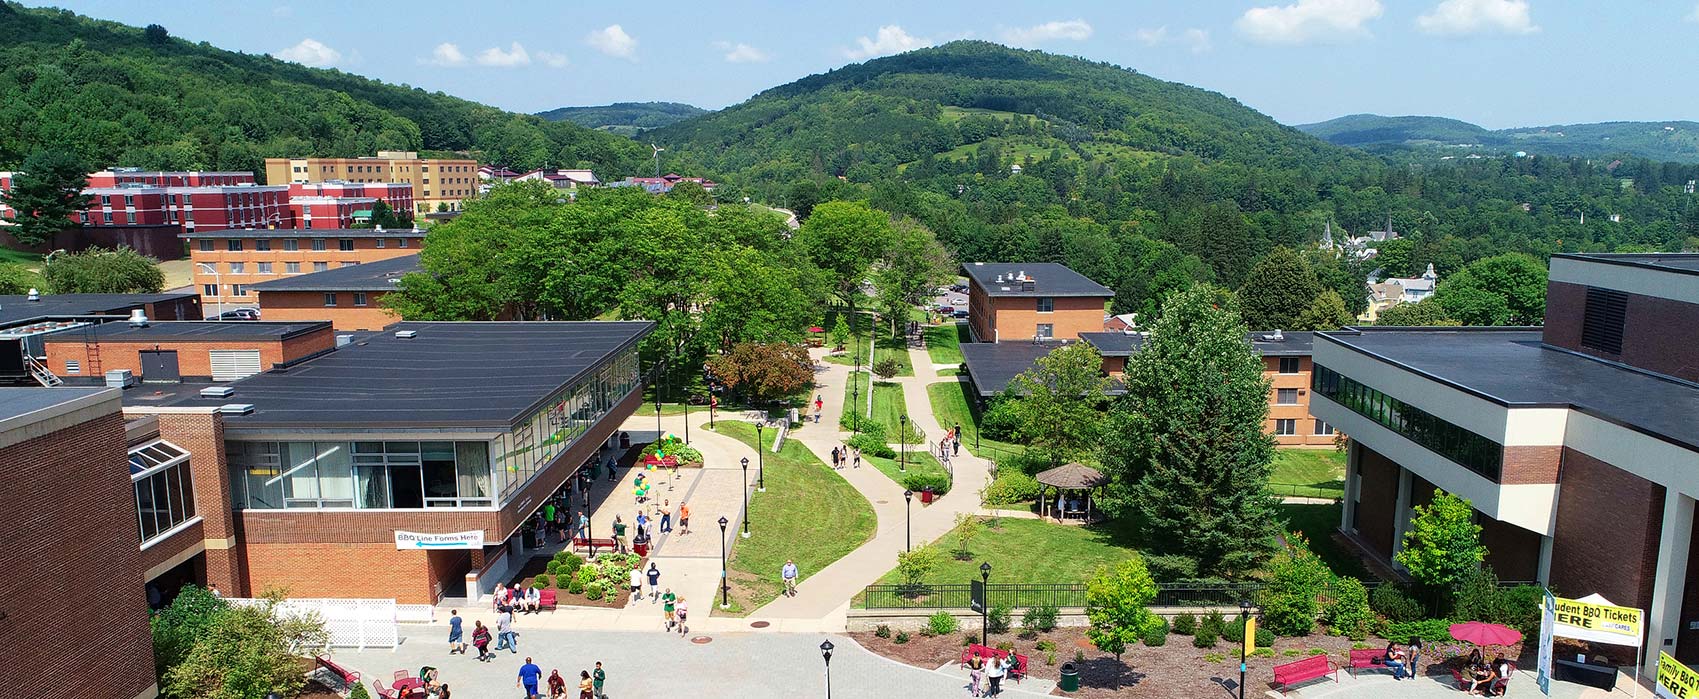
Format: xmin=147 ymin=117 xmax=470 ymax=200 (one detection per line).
xmin=1036 ymin=462 xmax=1108 ymax=522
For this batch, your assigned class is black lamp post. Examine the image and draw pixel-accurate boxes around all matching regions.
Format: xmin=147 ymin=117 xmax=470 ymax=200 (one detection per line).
xmin=821 ymin=640 xmax=835 ymax=699
xmin=739 ymin=458 xmax=751 ymax=539
xmin=1238 ymin=599 xmax=1252 ymax=699
xmin=584 ymin=479 xmax=595 ymax=557
xmin=980 ymin=562 xmax=992 ymax=646
xmin=755 ymin=422 xmax=766 ymax=492
xmin=904 ymin=489 xmax=914 ymax=552
xmin=899 ymin=414 xmax=908 ymax=472
xmin=718 ymin=516 xmax=730 ymax=609
xmin=851 ymin=311 xmax=861 ymax=434
xmin=654 ymin=374 xmax=663 ymax=439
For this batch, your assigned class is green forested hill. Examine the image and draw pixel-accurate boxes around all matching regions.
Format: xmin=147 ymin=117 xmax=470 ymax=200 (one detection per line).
xmin=535 ymin=101 xmax=708 ymax=136
xmin=0 ymin=2 xmax=647 ymax=176
xmin=1299 ymin=114 xmax=1699 ymax=163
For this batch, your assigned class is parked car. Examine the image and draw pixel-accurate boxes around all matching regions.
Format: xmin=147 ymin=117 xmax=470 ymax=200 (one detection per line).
xmin=214 ymin=308 xmax=261 ymax=321
xmin=935 ymin=304 xmax=954 ymax=314
xmin=952 ymin=309 xmax=969 ymax=319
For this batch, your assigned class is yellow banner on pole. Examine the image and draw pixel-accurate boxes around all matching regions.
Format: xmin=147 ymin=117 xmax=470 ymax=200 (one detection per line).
xmin=1656 ymin=651 xmax=1699 ymax=699
xmin=1245 ymin=616 xmax=1258 ymax=656
xmin=1553 ymin=596 xmax=1644 ymax=647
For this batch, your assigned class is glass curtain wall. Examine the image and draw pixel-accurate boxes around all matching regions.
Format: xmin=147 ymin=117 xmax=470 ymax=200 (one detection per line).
xmin=230 ymin=440 xmax=493 ymax=509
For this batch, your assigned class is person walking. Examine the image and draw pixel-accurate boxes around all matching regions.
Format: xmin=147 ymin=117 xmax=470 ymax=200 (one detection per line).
xmin=612 ymin=516 xmax=628 ymax=553
xmin=852 ymin=447 xmax=861 ymax=469
xmin=447 ymin=610 xmax=465 ymax=655
xmin=547 ymin=669 xmax=567 ymax=699
xmin=592 ymin=662 xmax=606 ymax=699
xmin=967 ymin=654 xmax=985 ymax=697
xmin=678 ymin=502 xmax=691 ymax=535
xmin=577 ymin=670 xmax=594 ymax=699
xmin=659 ymin=501 xmax=672 ymax=533
xmin=662 ymin=588 xmax=677 ymax=630
xmin=645 ymin=562 xmax=662 ymax=602
xmin=674 ymin=596 xmax=689 ymax=635
xmin=575 ymin=512 xmax=589 ymax=542
xmin=517 ymin=656 xmax=542 ymax=698
xmin=781 ymin=559 xmax=799 ymax=597
xmin=471 ymin=620 xmax=492 ymax=661
xmin=495 ymin=608 xmax=516 ymax=653
xmin=952 ymin=433 xmax=960 ymax=457
xmin=986 ymin=654 xmax=1006 ymax=696
xmin=628 ymin=565 xmax=643 ymax=604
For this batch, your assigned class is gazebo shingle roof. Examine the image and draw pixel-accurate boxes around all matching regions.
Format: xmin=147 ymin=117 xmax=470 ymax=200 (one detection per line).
xmin=1035 ymin=462 xmax=1108 ymax=489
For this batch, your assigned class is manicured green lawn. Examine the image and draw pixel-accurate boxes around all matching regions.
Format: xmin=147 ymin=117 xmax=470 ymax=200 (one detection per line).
xmin=863 ymin=449 xmax=952 ymax=494
xmin=841 ymin=372 xmax=923 ymax=442
xmin=874 ymin=516 xmax=1139 ymax=585
xmin=0 ymin=248 xmax=43 ymax=266
xmin=1270 ymin=448 xmax=1347 ymax=499
xmin=711 ymin=421 xmax=876 ymax=613
xmin=924 ymin=322 xmax=967 ymax=366
xmin=1276 ymin=502 xmax=1371 ymax=581
xmin=926 ymin=380 xmax=1025 ymax=460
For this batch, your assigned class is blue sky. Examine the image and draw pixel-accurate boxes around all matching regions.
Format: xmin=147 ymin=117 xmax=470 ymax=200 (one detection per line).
xmin=35 ymin=0 xmax=1699 ymax=129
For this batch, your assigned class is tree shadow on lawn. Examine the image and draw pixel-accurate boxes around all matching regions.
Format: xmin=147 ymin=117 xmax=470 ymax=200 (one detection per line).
xmin=1077 ymin=655 xmax=1145 ymax=691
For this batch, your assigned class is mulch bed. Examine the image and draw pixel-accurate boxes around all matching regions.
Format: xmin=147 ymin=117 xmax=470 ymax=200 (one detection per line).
xmin=850 ymin=626 xmax=1501 ymax=698
xmin=507 ymin=554 xmax=638 ymax=610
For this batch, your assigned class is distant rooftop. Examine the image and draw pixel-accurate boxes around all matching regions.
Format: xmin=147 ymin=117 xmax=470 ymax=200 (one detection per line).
xmin=961 ymin=263 xmax=1112 ymax=298
xmin=148 ymin=321 xmax=654 ymax=430
xmin=0 ymin=292 xmax=200 ymax=329
xmin=1080 ymin=330 xmax=1313 ymax=357
xmin=41 ymin=320 xmax=329 ymax=343
xmin=178 ymin=228 xmax=425 ymax=239
xmin=1552 ymin=252 xmax=1699 ymax=274
xmin=0 ymin=387 xmax=113 ymax=424
xmin=250 ymin=254 xmax=421 ymax=292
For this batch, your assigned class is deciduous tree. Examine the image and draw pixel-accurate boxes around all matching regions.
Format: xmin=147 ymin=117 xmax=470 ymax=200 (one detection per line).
xmin=796 ymin=200 xmax=894 ymax=308
xmin=1238 ymin=247 xmax=1322 ymax=331
xmin=42 ymin=246 xmax=164 ymax=293
xmin=1007 ymin=342 xmax=1109 ymax=468
xmin=1433 ymin=253 xmax=1547 ymax=325
xmin=1395 ymin=490 xmax=1487 ymax=591
xmin=1085 ymin=554 xmax=1157 ymax=674
xmin=1375 ymin=298 xmax=1459 ymax=326
xmin=703 ymin=342 xmax=813 ymax=405
xmin=1296 ymin=289 xmax=1355 ymax=331
xmin=157 ymin=588 xmax=329 ymax=699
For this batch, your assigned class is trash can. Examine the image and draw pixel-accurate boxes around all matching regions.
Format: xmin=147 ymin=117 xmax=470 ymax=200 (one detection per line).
xmin=921 ymin=486 xmax=935 ymax=504
xmin=1059 ymin=663 xmax=1079 ymax=692
xmin=633 ymin=541 xmax=649 ymax=557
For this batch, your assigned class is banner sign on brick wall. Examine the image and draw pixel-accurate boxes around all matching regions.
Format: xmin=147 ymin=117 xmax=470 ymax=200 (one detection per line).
xmin=394 ymin=530 xmax=484 ymax=550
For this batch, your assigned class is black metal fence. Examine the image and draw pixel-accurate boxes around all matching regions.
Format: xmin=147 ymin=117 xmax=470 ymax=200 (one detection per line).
xmin=858 ymin=579 xmax=1542 ymax=610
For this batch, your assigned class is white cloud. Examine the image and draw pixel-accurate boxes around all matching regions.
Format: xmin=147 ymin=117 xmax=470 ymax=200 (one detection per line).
xmin=1235 ymin=0 xmax=1384 ymax=45
xmin=586 ymin=25 xmax=638 ymax=60
xmin=536 ymin=50 xmax=569 ymax=68
xmin=1416 ymin=0 xmax=1538 ymax=35
xmin=1001 ymin=19 xmax=1093 ymax=46
xmin=715 ymin=41 xmax=770 ymax=63
xmin=476 ymin=42 xmax=531 ymax=67
xmin=425 ymin=42 xmax=467 ymax=66
xmin=275 ymin=38 xmax=341 ymax=67
xmin=1134 ymin=26 xmax=1212 ymax=53
xmin=846 ymin=25 xmax=932 ymax=60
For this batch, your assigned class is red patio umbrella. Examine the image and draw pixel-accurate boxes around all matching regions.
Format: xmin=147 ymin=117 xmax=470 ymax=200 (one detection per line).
xmin=808 ymin=326 xmax=824 ymax=333
xmin=1449 ymin=621 xmax=1523 ymax=647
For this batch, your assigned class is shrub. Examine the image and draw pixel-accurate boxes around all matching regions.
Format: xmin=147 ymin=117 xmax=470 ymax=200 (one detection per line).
xmin=1035 ymin=640 xmax=1056 ymax=652
xmin=1383 ymin=618 xmax=1455 ymax=644
xmin=1256 ymin=626 xmax=1275 ymax=649
xmin=349 ymin=683 xmax=373 ymax=699
xmin=583 ymin=582 xmax=605 ymax=601
xmin=1022 ymin=605 xmax=1059 ymax=634
xmin=1193 ymin=628 xmax=1218 ymax=648
xmin=995 ymin=640 xmax=1015 ymax=652
xmin=1204 ymin=652 xmax=1226 ymax=663
xmin=847 ymin=433 xmax=896 ymax=459
xmin=928 ymin=612 xmax=960 ymax=636
xmin=546 ymin=561 xmax=562 ymax=576
xmin=874 ymin=624 xmax=892 ymax=639
xmin=987 ymin=605 xmax=1012 ymax=635
xmin=532 ymin=575 xmax=550 ymax=589
xmin=1307 ymin=648 xmax=1328 ymax=656
xmin=1252 ymin=647 xmax=1275 ymax=658
xmin=567 ymin=575 xmax=585 ymax=595
xmin=1045 ymin=652 xmax=1057 ymax=666
xmin=1222 ymin=617 xmax=1243 ymax=643
xmin=1262 ymin=540 xmax=1331 ymax=636
xmin=895 ymin=548 xmax=942 ymax=594
xmin=1324 ymin=577 xmax=1374 ymax=641
xmin=902 ymin=471 xmax=952 ymax=496
xmin=980 ymin=469 xmax=1040 ymax=506
xmin=1172 ymin=613 xmax=1198 ymax=636
xmin=981 ymin=397 xmax=1020 ymax=441
xmin=1283 ymin=649 xmax=1301 ymax=657
xmin=963 ymin=633 xmax=978 ymax=647
xmin=894 ymin=631 xmax=910 ymax=644
xmin=1143 ymin=554 xmax=1200 ymax=582
xmin=1498 ymin=585 xmax=1545 ymax=636
xmin=560 ymin=553 xmax=584 ymax=574
xmin=1201 ymin=609 xmax=1227 ymax=638
xmin=1371 ymin=584 xmax=1426 ymax=622
xmin=1143 ymin=625 xmax=1167 ymax=646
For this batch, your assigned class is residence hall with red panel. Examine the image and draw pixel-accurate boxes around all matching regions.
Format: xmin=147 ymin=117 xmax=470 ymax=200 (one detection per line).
xmin=288 ymin=181 xmax=415 ymax=219
xmin=113 ymin=321 xmax=652 ymax=605
xmin=1310 ymin=252 xmax=1699 ymax=672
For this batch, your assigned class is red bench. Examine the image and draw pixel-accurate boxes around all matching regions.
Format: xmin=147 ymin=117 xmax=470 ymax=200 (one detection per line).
xmin=571 ymin=536 xmax=617 ymax=553
xmin=1273 ymin=654 xmax=1337 ymax=695
xmin=538 ymin=588 xmax=558 ymax=611
xmin=959 ymin=644 xmax=1028 ymax=683
xmin=1348 ymin=648 xmax=1389 ymax=676
xmin=314 ymin=655 xmax=360 ymax=689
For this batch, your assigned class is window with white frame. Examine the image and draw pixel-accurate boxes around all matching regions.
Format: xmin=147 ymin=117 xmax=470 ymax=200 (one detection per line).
xmin=1315 ymin=419 xmax=1335 ymax=436
xmin=1274 ymin=419 xmax=1297 ymax=436
xmin=130 ymin=440 xmax=196 ymax=544
xmin=285 ymin=262 xmax=300 ymax=274
xmin=1277 ymin=388 xmax=1299 ymax=405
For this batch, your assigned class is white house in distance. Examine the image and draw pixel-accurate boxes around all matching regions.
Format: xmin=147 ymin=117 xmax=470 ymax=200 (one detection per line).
xmin=1363 ymin=264 xmax=1439 ymax=323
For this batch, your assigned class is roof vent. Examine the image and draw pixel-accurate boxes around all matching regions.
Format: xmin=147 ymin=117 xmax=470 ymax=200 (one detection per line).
xmin=995 ymin=274 xmax=1005 ymax=283
xmin=218 ymin=403 xmax=254 ymax=415
xmin=26 ymin=288 xmax=39 ymax=301
xmin=1270 ymin=329 xmax=1285 ymax=342
xmin=336 ymin=334 xmax=354 ymax=348
xmin=395 ymin=329 xmax=418 ymax=339
xmin=128 ymin=309 xmax=149 ymax=327
xmin=199 ymin=386 xmax=235 ymax=398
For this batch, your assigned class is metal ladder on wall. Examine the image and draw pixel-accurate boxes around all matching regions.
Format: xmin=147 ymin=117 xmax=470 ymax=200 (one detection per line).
xmin=82 ymin=325 xmax=101 ymax=377
xmin=23 ymin=353 xmax=62 ymax=387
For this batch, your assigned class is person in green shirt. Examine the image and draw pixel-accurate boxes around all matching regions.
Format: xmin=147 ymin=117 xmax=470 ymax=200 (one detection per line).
xmin=662 ymin=589 xmax=677 ymax=631
xmin=543 ymin=502 xmax=556 ymax=539
xmin=592 ymin=661 xmax=606 ymax=699
xmin=612 ymin=516 xmax=628 ymax=553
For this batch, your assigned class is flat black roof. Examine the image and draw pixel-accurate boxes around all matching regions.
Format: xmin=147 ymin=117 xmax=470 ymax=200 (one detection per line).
xmin=154 ymin=321 xmax=654 ymax=430
xmin=42 ymin=320 xmax=329 ymax=342
xmin=1319 ymin=328 xmax=1699 ymax=452
xmin=0 ymin=292 xmax=200 ymax=328
xmin=960 ymin=342 xmax=1071 ymax=397
xmin=0 ymin=387 xmax=111 ymax=422
xmin=960 ymin=263 xmax=1112 ymax=298
xmin=250 ymin=254 xmax=421 ymax=292
xmin=1078 ymin=332 xmax=1145 ymax=357
xmin=1080 ymin=330 xmax=1312 ymax=357
xmin=178 ymin=228 xmax=426 ymax=239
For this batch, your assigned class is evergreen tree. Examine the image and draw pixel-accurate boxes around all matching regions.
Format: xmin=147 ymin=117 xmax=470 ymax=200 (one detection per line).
xmin=1238 ymin=247 xmax=1322 ymax=331
xmin=0 ymin=150 xmax=91 ymax=246
xmin=1297 ymin=289 xmax=1355 ymax=331
xmin=1098 ymin=285 xmax=1280 ymax=576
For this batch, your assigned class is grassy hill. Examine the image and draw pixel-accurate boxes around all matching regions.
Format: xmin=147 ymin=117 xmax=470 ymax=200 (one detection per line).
xmin=1298 ymin=113 xmax=1699 ymax=163
xmin=535 ymin=101 xmax=707 ymax=136
xmin=0 ymin=2 xmax=648 ymax=176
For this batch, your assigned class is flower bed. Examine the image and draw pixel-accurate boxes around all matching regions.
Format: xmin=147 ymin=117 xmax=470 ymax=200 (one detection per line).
xmin=639 ymin=435 xmax=704 ymax=467
xmin=514 ymin=550 xmax=647 ymax=609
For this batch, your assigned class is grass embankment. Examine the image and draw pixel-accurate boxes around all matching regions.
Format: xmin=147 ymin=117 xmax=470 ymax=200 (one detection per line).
xmin=924 ymin=322 xmax=967 ymax=367
xmin=863 ymin=449 xmax=952 ymax=495
xmin=841 ymin=371 xmax=924 ymax=442
xmin=926 ymin=380 xmax=1024 ymax=459
xmin=819 ymin=308 xmax=914 ymax=377
xmin=710 ymin=421 xmax=876 ymax=614
xmin=1269 ymin=448 xmax=1347 ymax=499
xmin=874 ymin=517 xmax=1139 ymax=586
xmin=1276 ymin=502 xmax=1371 ymax=581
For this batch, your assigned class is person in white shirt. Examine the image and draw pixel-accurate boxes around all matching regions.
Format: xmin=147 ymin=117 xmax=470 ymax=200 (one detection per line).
xmin=629 ymin=567 xmax=643 ymax=603
xmin=524 ymin=585 xmax=540 ymax=613
xmin=986 ymin=655 xmax=1006 ymax=696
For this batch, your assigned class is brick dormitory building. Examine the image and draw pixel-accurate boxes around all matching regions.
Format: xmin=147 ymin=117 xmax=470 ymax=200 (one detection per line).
xmin=182 ymin=227 xmax=426 ymax=314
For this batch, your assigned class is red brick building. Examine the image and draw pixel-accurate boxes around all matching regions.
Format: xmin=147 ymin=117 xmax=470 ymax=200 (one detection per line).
xmin=288 ymin=182 xmax=414 ymax=220
xmin=0 ymin=387 xmax=158 ymax=699
xmin=252 ymin=254 xmax=420 ymax=331
xmin=86 ymin=169 xmax=256 ymax=188
xmin=42 ymin=320 xmax=334 ymax=382
xmin=288 ymin=196 xmax=380 ymax=229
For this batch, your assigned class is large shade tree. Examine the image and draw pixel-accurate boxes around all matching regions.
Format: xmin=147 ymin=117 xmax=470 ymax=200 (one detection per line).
xmin=1 ymin=149 xmax=91 ymax=245
xmin=1006 ymin=341 xmax=1110 ymax=468
xmin=1238 ymin=247 xmax=1322 ymax=331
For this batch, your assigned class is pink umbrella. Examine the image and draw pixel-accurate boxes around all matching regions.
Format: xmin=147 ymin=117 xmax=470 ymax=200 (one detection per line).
xmin=808 ymin=326 xmax=824 ymax=333
xmin=1449 ymin=621 xmax=1523 ymax=647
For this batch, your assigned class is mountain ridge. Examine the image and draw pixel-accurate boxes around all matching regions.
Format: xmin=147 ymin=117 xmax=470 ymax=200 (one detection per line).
xmin=1298 ymin=113 xmax=1699 ymax=162
xmin=535 ymin=101 xmax=707 ymax=136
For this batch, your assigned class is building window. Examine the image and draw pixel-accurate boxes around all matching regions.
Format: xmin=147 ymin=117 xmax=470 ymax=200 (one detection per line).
xmin=1276 ymin=388 xmax=1299 ymax=405
xmin=202 ymin=284 xmax=218 ymax=297
xmin=398 ymin=238 xmax=408 ymax=248
xmin=1312 ymin=364 xmax=1504 ymax=481
xmin=1315 ymin=420 xmax=1335 ymax=436
xmin=197 ymin=239 xmax=214 ymax=252
xmin=131 ymin=440 xmax=196 ymax=543
xmin=226 ymin=239 xmax=243 ymax=252
xmin=375 ymin=238 xmax=385 ymax=248
xmin=1036 ymin=323 xmax=1054 ymax=339
xmin=285 ymin=262 xmax=300 ymax=274
xmin=103 ymin=212 xmax=113 ymax=224
xmin=311 ymin=238 xmax=327 ymax=251
xmin=65 ymin=360 xmax=80 ymax=374
xmin=283 ymin=239 xmax=299 ymax=251
xmin=339 ymin=239 xmax=355 ymax=251
xmin=1279 ymin=357 xmax=1301 ymax=374
xmin=354 ymin=292 xmax=368 ymax=306
xmin=256 ymin=262 xmax=272 ymax=275
xmin=231 ymin=284 xmax=247 ymax=297
xmin=1037 ymin=297 xmax=1054 ymax=313
xmin=324 ymin=293 xmax=337 ymax=307
xmin=228 ymin=262 xmax=245 ymax=274
xmin=227 ymin=440 xmax=492 ymax=510
xmin=255 ymin=239 xmax=271 ymax=252
xmin=1581 ymin=287 xmax=1628 ymax=355
xmin=1274 ymin=419 xmax=1297 ymax=436
xmin=313 ymin=262 xmax=328 ymax=272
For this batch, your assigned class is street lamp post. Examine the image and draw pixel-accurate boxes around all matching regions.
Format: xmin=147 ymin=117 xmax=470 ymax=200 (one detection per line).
xmin=899 ymin=414 xmax=908 ymax=472
xmin=820 ymin=640 xmax=835 ymax=699
xmin=655 ymin=370 xmax=663 ymax=439
xmin=196 ymin=263 xmax=225 ymax=320
xmin=755 ymin=422 xmax=766 ymax=492
xmin=980 ymin=562 xmax=992 ymax=646
xmin=584 ymin=480 xmax=595 ymax=558
xmin=904 ymin=489 xmax=914 ymax=552
xmin=1238 ymin=599 xmax=1252 ymax=699
xmin=718 ymin=516 xmax=730 ymax=609
xmin=739 ymin=458 xmax=751 ymax=539
xmin=851 ymin=313 xmax=861 ymax=434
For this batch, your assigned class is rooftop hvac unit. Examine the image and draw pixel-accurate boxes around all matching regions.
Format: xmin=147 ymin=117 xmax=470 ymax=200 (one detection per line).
xmin=394 ymin=330 xmax=418 ymax=339
xmin=218 ymin=403 xmax=254 ymax=415
xmin=128 ymin=309 xmax=149 ymax=327
xmin=104 ymin=369 xmax=135 ymax=389
xmin=336 ymin=334 xmax=354 ymax=348
xmin=199 ymin=386 xmax=235 ymax=398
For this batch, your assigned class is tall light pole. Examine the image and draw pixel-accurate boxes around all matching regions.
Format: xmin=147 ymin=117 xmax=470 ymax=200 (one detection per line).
xmin=755 ymin=422 xmax=766 ymax=492
xmin=899 ymin=414 xmax=909 ymax=472
xmin=739 ymin=458 xmax=750 ymax=539
xmin=1238 ymin=599 xmax=1252 ymax=699
xmin=820 ymin=640 xmax=835 ymax=699
xmin=851 ymin=312 xmax=861 ymax=433
xmin=196 ymin=263 xmax=225 ymax=319
xmin=980 ymin=562 xmax=992 ymax=646
xmin=904 ymin=489 xmax=914 ymax=552
xmin=718 ymin=516 xmax=730 ymax=609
